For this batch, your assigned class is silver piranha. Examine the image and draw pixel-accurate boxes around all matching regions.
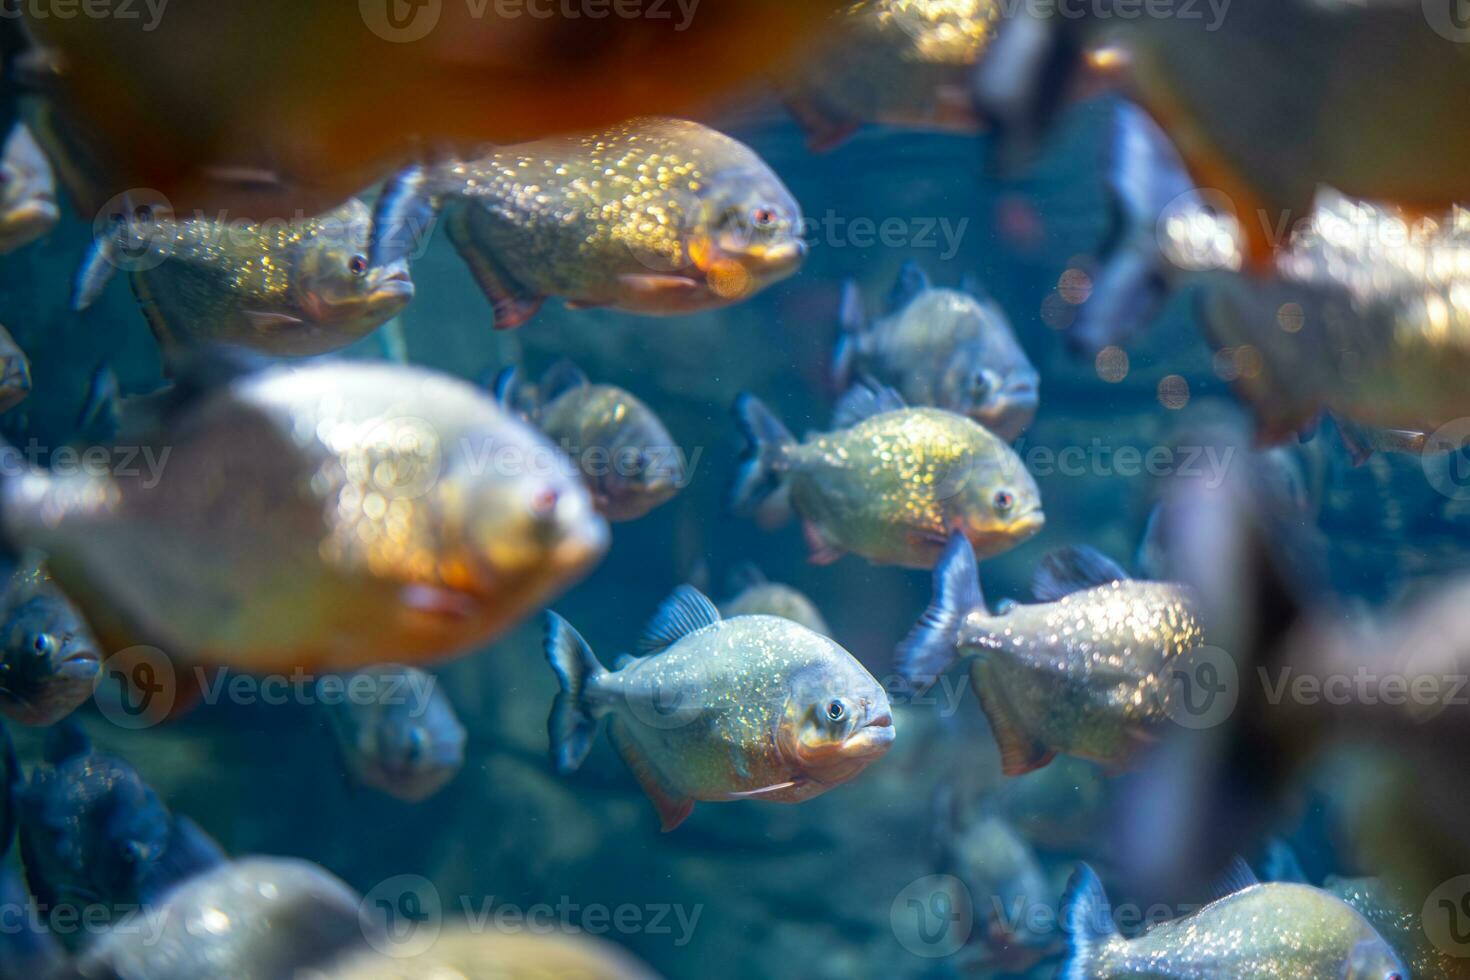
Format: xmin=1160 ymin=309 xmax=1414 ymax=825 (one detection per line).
xmin=0 ymin=358 xmax=608 ymax=676
xmin=0 ymin=556 xmax=101 ymax=727
xmin=321 ymin=664 xmax=466 ymax=803
xmin=494 ymin=360 xmax=683 ymax=523
xmin=543 ymin=586 xmax=894 ymax=831
xmin=731 ymin=380 xmax=1043 ymax=569
xmin=896 ymin=536 xmax=1202 ymax=774
xmin=833 ymin=263 xmax=1039 ymax=440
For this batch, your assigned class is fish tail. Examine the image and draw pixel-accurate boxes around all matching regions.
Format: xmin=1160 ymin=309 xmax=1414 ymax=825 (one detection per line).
xmin=895 ymin=534 xmax=983 ymax=690
xmin=71 ymin=235 xmax=117 ymax=312
xmin=1059 ymin=863 xmax=1117 ymax=980
xmin=729 ymin=393 xmax=796 ymax=529
xmin=370 ymin=164 xmax=439 ymax=268
xmin=543 ymin=611 xmax=608 ymax=774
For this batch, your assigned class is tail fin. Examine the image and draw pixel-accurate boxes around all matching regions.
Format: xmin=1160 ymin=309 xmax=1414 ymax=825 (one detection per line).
xmin=895 ymin=534 xmax=983 ymax=689
xmin=1059 ymin=863 xmax=1117 ymax=980
xmin=543 ymin=612 xmax=608 ymax=774
xmin=370 ymin=164 xmax=439 ymax=267
xmin=729 ymin=394 xmax=796 ymax=529
xmin=830 ymin=279 xmax=866 ymax=393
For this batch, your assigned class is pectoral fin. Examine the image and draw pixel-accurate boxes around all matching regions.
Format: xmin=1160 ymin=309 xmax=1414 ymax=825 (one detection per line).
xmin=616 ymin=274 xmax=702 ymax=301
xmin=802 ymin=521 xmax=843 ymax=566
xmin=242 ymin=310 xmax=306 ymax=332
xmin=971 ymin=660 xmax=1054 ymax=776
xmin=607 ymin=717 xmax=693 ymax=832
xmin=728 ymin=780 xmax=800 ymax=798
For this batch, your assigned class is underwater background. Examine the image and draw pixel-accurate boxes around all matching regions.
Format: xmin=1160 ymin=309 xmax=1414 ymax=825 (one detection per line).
xmin=0 ymin=95 xmax=1456 ymax=978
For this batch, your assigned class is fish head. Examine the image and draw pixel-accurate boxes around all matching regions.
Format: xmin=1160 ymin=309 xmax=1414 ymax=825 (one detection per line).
xmin=0 ymin=596 xmax=102 ymax=714
xmin=361 ymin=703 xmax=466 ymax=802
xmin=455 ymin=434 xmax=610 ymax=593
xmin=690 ymin=166 xmax=806 ymax=300
xmin=939 ymin=351 xmax=1039 ymax=441
xmin=938 ymin=442 xmax=1044 ymax=557
xmin=775 ymin=653 xmax=895 ymax=787
xmin=0 ymin=165 xmax=58 ymax=253
xmin=291 ymin=202 xmax=415 ymax=327
xmin=1342 ymin=937 xmax=1407 ymax=980
xmin=589 ymin=404 xmax=684 ymax=522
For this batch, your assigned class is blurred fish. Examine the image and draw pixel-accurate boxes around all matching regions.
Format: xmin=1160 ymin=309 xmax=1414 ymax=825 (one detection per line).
xmin=1326 ymin=875 xmax=1461 ymax=980
xmin=779 ymin=0 xmax=999 ymax=150
xmin=897 ymin=537 xmax=1202 ymax=774
xmin=1060 ymin=861 xmax=1407 ymax=979
xmin=77 ymin=856 xmax=373 ymax=980
xmin=543 ymin=586 xmax=895 ymax=831
xmin=372 ymin=118 xmax=804 ymax=330
xmin=976 ymin=0 xmax=1470 ymax=265
xmin=322 ymin=665 xmax=465 ymax=803
xmin=717 ymin=564 xmax=831 ymax=637
xmin=0 ymin=556 xmax=101 ymax=727
xmin=494 ymin=361 xmax=683 ymax=522
xmin=832 ymin=263 xmax=1039 ymax=440
xmin=17 ymin=722 xmax=226 ymax=943
xmin=933 ymin=788 xmax=1057 ymax=970
xmin=730 ymin=380 xmax=1043 ymax=569
xmin=0 ymin=123 xmax=56 ymax=255
xmin=318 ymin=926 xmax=660 ymax=980
xmin=20 ymin=1 xmax=842 ymax=219
xmin=0 ymin=358 xmax=608 ymax=675
xmin=72 ymin=198 xmax=413 ymax=358
xmin=1199 ymin=191 xmax=1470 ymax=443
xmin=0 ymin=324 xmax=31 ymax=414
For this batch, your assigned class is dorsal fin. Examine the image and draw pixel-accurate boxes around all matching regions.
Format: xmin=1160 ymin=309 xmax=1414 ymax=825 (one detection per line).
xmin=540 ymin=359 xmax=590 ymax=401
xmin=832 ymin=377 xmax=906 ymax=429
xmin=1205 ymin=857 xmax=1261 ymax=903
xmin=1032 ymin=546 xmax=1130 ymax=601
xmin=886 ymin=260 xmax=931 ymax=312
xmin=491 ymin=365 xmax=523 ymax=408
xmin=637 ymin=585 xmax=721 ymax=655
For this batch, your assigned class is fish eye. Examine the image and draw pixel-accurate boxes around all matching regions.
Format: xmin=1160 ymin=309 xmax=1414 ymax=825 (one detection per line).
xmin=349 ymin=254 xmax=369 ymax=277
xmin=751 ymin=207 xmax=778 ymax=229
xmin=31 ymin=633 xmax=55 ymax=655
xmin=993 ymin=490 xmax=1015 ymax=513
xmin=969 ymin=371 xmax=992 ymax=397
xmin=825 ymin=699 xmax=845 ymax=722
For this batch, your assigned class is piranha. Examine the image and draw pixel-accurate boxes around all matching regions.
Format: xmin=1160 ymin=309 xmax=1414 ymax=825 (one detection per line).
xmin=833 ymin=262 xmax=1039 ymax=440
xmin=0 ymin=358 xmax=608 ymax=676
xmin=71 ymin=198 xmax=414 ymax=358
xmin=78 ymin=856 xmax=372 ymax=980
xmin=494 ymin=360 xmax=683 ymax=522
xmin=0 ymin=556 xmax=101 ymax=727
xmin=717 ymin=564 xmax=831 ymax=637
xmin=371 ymin=118 xmax=805 ymax=330
xmin=976 ymin=0 xmax=1470 ymax=266
xmin=730 ymin=380 xmax=1043 ymax=569
xmin=897 ymin=537 xmax=1202 ymax=774
xmin=0 ymin=124 xmax=57 ymax=255
xmin=16 ymin=722 xmax=227 ymax=943
xmin=543 ymin=585 xmax=895 ymax=831
xmin=321 ymin=665 xmax=466 ymax=803
xmin=317 ymin=926 xmax=661 ymax=980
xmin=1060 ymin=861 xmax=1407 ymax=980
xmin=1325 ymin=875 xmax=1460 ymax=980
xmin=0 ymin=325 xmax=31 ymax=415
xmin=780 ymin=0 xmax=1000 ymax=150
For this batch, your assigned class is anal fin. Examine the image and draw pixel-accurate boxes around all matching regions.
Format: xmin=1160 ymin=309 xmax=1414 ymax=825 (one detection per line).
xmin=803 ymin=520 xmax=843 ymax=566
xmin=446 ymin=208 xmax=544 ymax=330
xmin=607 ymin=717 xmax=693 ymax=832
xmin=971 ymin=661 xmax=1054 ymax=776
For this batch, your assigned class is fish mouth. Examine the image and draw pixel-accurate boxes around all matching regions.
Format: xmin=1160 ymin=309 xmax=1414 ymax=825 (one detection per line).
xmin=841 ymin=712 xmax=897 ymax=758
xmin=1010 ymin=508 xmax=1045 ymax=539
xmin=748 ymin=239 xmax=806 ymax=278
xmin=369 ymin=263 xmax=416 ymax=302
